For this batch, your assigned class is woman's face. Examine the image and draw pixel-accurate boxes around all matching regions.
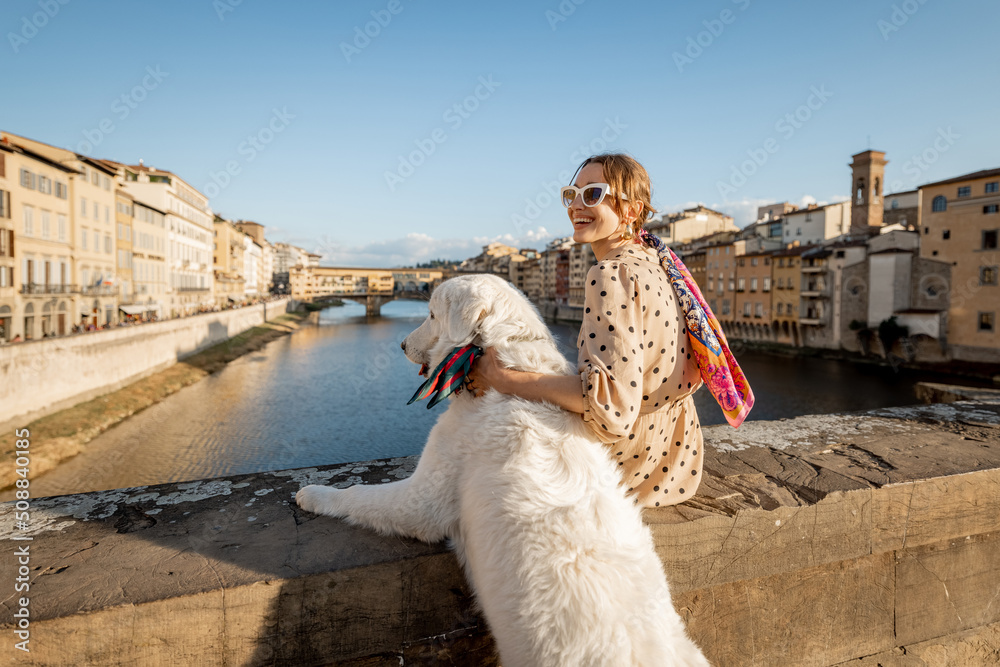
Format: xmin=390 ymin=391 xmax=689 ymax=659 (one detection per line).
xmin=567 ymin=162 xmax=625 ymax=246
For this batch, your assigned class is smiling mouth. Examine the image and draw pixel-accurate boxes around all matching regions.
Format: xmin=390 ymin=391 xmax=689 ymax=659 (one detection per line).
xmin=573 ymin=218 xmax=594 ymax=228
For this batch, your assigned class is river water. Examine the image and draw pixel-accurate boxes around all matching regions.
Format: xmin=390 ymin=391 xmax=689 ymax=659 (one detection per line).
xmin=15 ymin=300 xmax=941 ymax=499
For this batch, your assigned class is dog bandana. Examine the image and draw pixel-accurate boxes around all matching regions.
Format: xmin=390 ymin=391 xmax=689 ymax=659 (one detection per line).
xmin=639 ymin=229 xmax=755 ymax=428
xmin=408 ymin=344 xmax=484 ymax=409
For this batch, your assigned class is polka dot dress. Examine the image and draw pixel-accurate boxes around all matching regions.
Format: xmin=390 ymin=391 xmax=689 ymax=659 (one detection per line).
xmin=578 ymin=244 xmax=704 ymax=508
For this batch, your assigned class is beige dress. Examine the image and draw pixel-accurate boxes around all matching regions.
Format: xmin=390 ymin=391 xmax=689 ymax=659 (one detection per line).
xmin=577 ymin=244 xmax=704 ymax=508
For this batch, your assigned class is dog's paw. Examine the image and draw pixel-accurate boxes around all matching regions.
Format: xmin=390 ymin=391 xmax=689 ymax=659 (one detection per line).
xmin=296 ymin=485 xmax=342 ymax=516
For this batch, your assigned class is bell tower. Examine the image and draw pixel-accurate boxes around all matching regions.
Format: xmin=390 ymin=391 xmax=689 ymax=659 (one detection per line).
xmin=849 ymin=150 xmax=887 ymax=233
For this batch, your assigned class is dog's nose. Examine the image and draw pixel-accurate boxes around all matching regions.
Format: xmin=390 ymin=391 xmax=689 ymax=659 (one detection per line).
xmin=400 ymin=341 xmax=406 ymax=351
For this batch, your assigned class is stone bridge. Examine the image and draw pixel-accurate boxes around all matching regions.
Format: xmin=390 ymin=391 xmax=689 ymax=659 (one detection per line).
xmin=314 ymin=289 xmax=430 ymax=316
xmin=1 ymin=383 xmax=999 ymax=665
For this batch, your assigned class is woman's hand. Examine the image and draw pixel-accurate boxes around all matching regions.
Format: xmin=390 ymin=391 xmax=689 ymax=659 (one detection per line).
xmin=466 ymin=347 xmax=508 ymax=398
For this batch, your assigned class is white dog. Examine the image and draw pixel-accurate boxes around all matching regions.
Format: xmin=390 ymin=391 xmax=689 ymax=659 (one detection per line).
xmin=296 ymin=274 xmax=709 ymax=667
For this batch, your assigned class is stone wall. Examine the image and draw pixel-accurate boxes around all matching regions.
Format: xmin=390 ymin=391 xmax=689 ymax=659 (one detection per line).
xmin=1 ymin=390 xmax=998 ymax=666
xmin=0 ymin=299 xmax=293 ymax=430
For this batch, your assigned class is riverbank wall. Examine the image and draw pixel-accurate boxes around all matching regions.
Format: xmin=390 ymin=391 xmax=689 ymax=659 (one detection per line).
xmin=2 ymin=387 xmax=998 ymax=665
xmin=534 ymin=299 xmax=1000 ymax=384
xmin=0 ymin=298 xmax=296 ymax=432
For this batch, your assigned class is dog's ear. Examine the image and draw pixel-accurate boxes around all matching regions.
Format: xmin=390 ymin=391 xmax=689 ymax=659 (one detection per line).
xmin=445 ymin=280 xmax=489 ymax=347
xmin=444 ymin=276 xmax=550 ymax=348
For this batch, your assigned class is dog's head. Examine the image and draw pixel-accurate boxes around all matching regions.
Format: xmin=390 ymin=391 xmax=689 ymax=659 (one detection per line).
xmin=401 ymin=274 xmax=552 ymax=374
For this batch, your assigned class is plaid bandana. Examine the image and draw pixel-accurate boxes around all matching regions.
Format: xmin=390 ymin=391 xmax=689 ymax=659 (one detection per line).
xmin=408 ymin=344 xmax=484 ymax=409
xmin=639 ymin=229 xmax=755 ymax=428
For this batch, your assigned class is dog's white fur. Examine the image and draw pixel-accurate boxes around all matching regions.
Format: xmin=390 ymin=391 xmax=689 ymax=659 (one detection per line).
xmin=296 ymin=274 xmax=709 ymax=667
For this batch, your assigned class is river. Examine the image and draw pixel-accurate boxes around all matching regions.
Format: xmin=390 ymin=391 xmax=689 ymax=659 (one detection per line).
xmin=15 ymin=300 xmax=944 ymax=499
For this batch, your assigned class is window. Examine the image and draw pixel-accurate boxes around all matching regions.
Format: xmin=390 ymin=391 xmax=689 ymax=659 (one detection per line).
xmin=0 ymin=189 xmax=9 ymax=219
xmin=958 ymin=186 xmax=971 ymax=198
xmin=738 ymin=258 xmax=745 ymax=267
xmin=93 ymin=230 xmax=99 ymax=250
xmin=778 ymin=258 xmax=784 ymax=268
xmin=943 ymin=229 xmax=951 ymax=240
xmin=980 ymin=312 xmax=995 ymax=332
xmin=985 ymin=230 xmax=999 ymax=250
xmin=776 ymin=277 xmax=783 ymax=289
xmin=721 ymin=299 xmax=731 ymax=316
xmin=55 ymin=181 xmax=67 ymax=199
xmin=932 ymin=196 xmax=947 ymax=212
xmin=104 ymin=206 xmax=110 ymax=223
xmin=102 ymin=175 xmax=110 ymax=191
xmin=91 ymin=170 xmax=99 ymax=186
xmin=836 ymin=250 xmax=845 ymax=258
xmin=57 ymin=214 xmax=66 ymax=242
xmin=751 ymin=257 xmax=758 ymax=267
xmin=750 ymin=278 xmax=758 ymax=291
xmin=754 ymin=303 xmax=763 ymax=318
xmin=737 ymin=277 xmax=745 ymax=291
xmin=38 ymin=176 xmax=51 ymax=194
xmin=81 ymin=227 xmax=88 ymax=250
xmin=743 ymin=302 xmax=752 ymax=317
xmin=81 ymin=197 xmax=87 ymax=216
xmin=891 ymin=199 xmax=899 ymax=210
xmin=982 ymin=266 xmax=999 ymax=286
xmin=41 ymin=211 xmax=50 ymax=239
xmin=93 ymin=202 xmax=99 ymax=221
xmin=23 ymin=206 xmax=33 ymax=236
xmin=763 ymin=277 xmax=771 ymax=292
xmin=985 ymin=205 xmax=999 ymax=215
xmin=20 ymin=169 xmax=36 ymax=189
xmin=796 ymin=228 xmax=802 ymax=235
xmin=987 ymin=182 xmax=999 ymax=194
xmin=777 ymin=302 xmax=784 ymax=315
xmin=104 ymin=235 xmax=112 ymax=254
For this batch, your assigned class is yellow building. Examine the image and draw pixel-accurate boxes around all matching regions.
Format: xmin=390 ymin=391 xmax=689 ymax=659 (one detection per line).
xmin=919 ymin=167 xmax=1000 ymax=361
xmin=212 ymin=217 xmax=246 ymax=306
xmin=2 ymin=133 xmax=120 ymax=329
xmin=0 ymin=143 xmax=15 ymax=340
xmin=771 ymin=247 xmax=805 ymax=346
xmin=0 ymin=140 xmax=75 ymax=339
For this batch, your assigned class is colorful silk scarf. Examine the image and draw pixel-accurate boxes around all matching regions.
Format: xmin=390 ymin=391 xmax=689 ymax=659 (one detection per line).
xmin=638 ymin=229 xmax=754 ymax=428
xmin=408 ymin=344 xmax=484 ymax=409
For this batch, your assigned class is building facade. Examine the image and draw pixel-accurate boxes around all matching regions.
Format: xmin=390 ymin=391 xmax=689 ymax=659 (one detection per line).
xmin=918 ymin=167 xmax=1000 ymax=361
xmin=129 ymin=199 xmax=168 ymax=317
xmin=2 ymin=140 xmax=75 ymax=339
xmin=118 ymin=162 xmax=214 ymax=316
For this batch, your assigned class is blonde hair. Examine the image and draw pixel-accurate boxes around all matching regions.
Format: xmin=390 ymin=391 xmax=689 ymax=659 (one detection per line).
xmin=573 ymin=153 xmax=658 ymax=239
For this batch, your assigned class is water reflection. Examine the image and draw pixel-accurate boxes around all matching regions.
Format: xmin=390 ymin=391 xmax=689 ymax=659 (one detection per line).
xmin=13 ymin=300 xmax=930 ymax=499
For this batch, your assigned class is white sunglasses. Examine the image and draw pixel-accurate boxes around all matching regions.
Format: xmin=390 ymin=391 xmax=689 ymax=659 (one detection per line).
xmin=560 ymin=182 xmax=629 ymax=208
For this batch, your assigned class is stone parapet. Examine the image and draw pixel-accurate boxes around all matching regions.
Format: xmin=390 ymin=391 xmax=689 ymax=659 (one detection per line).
xmin=1 ymin=391 xmax=998 ymax=666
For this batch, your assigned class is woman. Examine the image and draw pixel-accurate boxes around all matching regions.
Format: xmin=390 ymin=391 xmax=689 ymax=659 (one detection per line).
xmin=468 ymin=153 xmax=752 ymax=507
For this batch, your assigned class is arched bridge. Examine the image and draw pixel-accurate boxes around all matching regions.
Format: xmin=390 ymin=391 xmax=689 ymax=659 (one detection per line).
xmin=314 ymin=289 xmax=430 ymax=317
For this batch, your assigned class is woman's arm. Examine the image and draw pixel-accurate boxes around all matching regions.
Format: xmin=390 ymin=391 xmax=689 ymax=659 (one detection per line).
xmin=469 ymin=347 xmax=585 ymax=414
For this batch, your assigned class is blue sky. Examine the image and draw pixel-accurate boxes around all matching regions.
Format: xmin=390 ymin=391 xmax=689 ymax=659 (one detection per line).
xmin=2 ymin=0 xmax=997 ymax=267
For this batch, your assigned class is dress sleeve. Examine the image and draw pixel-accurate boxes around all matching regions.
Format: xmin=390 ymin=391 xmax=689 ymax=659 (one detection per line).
xmin=577 ymin=261 xmax=645 ymax=443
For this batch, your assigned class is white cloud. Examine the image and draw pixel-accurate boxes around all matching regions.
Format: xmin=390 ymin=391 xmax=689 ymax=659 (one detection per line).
xmin=707 ymin=198 xmax=773 ymax=228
